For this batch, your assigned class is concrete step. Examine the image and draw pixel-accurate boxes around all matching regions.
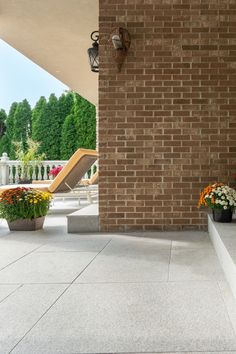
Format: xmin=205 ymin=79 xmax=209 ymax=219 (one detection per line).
xmin=67 ymin=203 xmax=99 ymax=233
xmin=208 ymin=213 xmax=236 ymax=299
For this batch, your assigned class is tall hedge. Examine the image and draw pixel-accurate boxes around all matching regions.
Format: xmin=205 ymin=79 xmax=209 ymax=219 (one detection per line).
xmin=60 ymin=113 xmax=79 ymax=159
xmin=0 ymin=109 xmax=7 ymax=155
xmin=31 ymin=96 xmax=48 ymax=156
xmin=0 ymin=91 xmax=96 ymax=160
xmin=11 ymin=99 xmax=31 ymax=158
xmin=74 ymin=93 xmax=96 ymax=150
xmin=5 ymin=103 xmax=18 ymax=158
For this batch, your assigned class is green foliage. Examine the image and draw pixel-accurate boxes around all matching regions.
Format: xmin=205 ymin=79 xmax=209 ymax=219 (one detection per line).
xmin=60 ymin=113 xmax=79 ymax=159
xmin=0 ymin=188 xmax=52 ymax=221
xmin=74 ymin=93 xmax=96 ymax=150
xmin=11 ymin=99 xmax=32 ymax=158
xmin=60 ymin=93 xmax=96 ymax=159
xmin=0 ymin=91 xmax=96 ymax=161
xmin=33 ymin=94 xmax=63 ymax=159
xmin=48 ymin=92 xmax=81 ymax=159
xmin=58 ymin=91 xmax=74 ymax=120
xmin=32 ymin=97 xmax=47 ymax=138
xmin=14 ymin=138 xmax=45 ymax=179
xmin=31 ymin=96 xmax=47 ymax=156
xmin=0 ymin=136 xmax=7 ymax=156
xmin=0 ymin=109 xmax=7 ymax=138
xmin=5 ymin=102 xmax=18 ymax=157
xmin=45 ymin=94 xmax=61 ymax=159
xmin=0 ymin=109 xmax=7 ymax=155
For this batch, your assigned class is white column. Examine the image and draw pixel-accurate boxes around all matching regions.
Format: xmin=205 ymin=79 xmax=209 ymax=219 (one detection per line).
xmin=0 ymin=153 xmax=9 ymax=185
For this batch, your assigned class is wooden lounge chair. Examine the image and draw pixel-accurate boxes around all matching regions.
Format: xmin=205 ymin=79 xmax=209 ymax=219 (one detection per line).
xmin=0 ymin=148 xmax=98 ymax=203
xmin=32 ymin=169 xmax=98 ymax=187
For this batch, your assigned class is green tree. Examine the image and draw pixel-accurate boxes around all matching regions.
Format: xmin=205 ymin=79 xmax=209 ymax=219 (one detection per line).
xmin=60 ymin=113 xmax=79 ymax=159
xmin=11 ymin=99 xmax=31 ymax=157
xmin=32 ymin=92 xmax=74 ymax=159
xmin=0 ymin=90 xmax=96 ymax=160
xmin=0 ymin=109 xmax=6 ymax=138
xmin=48 ymin=91 xmax=74 ymax=159
xmin=32 ymin=95 xmax=60 ymax=159
xmin=44 ymin=94 xmax=61 ymax=159
xmin=74 ymin=93 xmax=96 ymax=150
xmin=58 ymin=91 xmax=74 ymax=121
xmin=0 ymin=109 xmax=7 ymax=155
xmin=0 ymin=135 xmax=7 ymax=156
xmin=4 ymin=102 xmax=18 ymax=157
xmin=31 ymin=96 xmax=47 ymax=155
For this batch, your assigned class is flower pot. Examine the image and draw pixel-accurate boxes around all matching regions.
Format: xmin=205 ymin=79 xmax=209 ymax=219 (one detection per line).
xmin=7 ymin=216 xmax=45 ymax=231
xmin=18 ymin=178 xmax=32 ymax=184
xmin=212 ymin=209 xmax=233 ymax=223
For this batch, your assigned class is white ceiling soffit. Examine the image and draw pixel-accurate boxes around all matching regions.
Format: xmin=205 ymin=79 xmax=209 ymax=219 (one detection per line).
xmin=0 ymin=0 xmax=98 ymax=104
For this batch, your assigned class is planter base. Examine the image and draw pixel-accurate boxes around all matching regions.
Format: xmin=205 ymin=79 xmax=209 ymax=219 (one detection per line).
xmin=7 ymin=216 xmax=45 ymax=231
xmin=212 ymin=209 xmax=233 ymax=223
xmin=18 ymin=178 xmax=32 ymax=184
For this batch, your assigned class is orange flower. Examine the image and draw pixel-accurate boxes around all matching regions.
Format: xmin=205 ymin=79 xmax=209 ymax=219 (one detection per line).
xmin=198 ymin=183 xmax=225 ymax=208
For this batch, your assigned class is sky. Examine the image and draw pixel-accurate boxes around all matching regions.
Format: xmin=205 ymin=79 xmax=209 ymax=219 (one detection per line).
xmin=0 ymin=39 xmax=68 ymax=113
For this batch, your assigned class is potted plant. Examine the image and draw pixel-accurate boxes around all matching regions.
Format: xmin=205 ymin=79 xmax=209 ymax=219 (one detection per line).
xmin=14 ymin=138 xmax=45 ymax=184
xmin=198 ymin=183 xmax=236 ymax=222
xmin=0 ymin=187 xmax=52 ymax=231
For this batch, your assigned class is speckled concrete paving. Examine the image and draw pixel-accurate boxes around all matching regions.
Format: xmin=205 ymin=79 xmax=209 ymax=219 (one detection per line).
xmin=0 ymin=214 xmax=236 ymax=354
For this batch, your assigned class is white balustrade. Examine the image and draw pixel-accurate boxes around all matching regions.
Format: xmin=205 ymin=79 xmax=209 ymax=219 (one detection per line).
xmin=0 ymin=153 xmax=67 ymax=185
xmin=0 ymin=153 xmax=98 ymax=185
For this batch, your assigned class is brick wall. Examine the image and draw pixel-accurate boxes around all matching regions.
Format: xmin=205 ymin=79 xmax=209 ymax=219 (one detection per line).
xmin=98 ymin=0 xmax=236 ymax=232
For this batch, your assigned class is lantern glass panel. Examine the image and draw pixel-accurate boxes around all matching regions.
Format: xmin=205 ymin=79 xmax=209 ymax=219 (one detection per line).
xmin=88 ymin=43 xmax=99 ymax=72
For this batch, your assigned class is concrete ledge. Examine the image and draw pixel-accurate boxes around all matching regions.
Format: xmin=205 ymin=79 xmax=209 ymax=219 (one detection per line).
xmin=67 ymin=203 xmax=99 ymax=233
xmin=208 ymin=213 xmax=236 ymax=298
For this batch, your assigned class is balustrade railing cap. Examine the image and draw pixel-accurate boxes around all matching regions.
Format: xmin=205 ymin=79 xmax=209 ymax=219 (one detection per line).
xmin=0 ymin=152 xmax=9 ymax=161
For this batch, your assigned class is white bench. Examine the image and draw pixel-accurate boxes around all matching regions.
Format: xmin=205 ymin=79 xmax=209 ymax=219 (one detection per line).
xmin=208 ymin=214 xmax=236 ymax=299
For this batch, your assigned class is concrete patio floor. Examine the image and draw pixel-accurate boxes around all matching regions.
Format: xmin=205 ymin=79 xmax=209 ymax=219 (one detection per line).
xmin=0 ymin=214 xmax=236 ymax=354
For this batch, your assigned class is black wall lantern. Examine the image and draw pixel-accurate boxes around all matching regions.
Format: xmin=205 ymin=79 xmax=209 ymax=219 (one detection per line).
xmin=88 ymin=31 xmax=99 ymax=73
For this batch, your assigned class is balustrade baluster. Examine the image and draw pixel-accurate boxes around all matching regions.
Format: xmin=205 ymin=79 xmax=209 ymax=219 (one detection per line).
xmin=9 ymin=165 xmax=13 ymax=184
xmin=42 ymin=165 xmax=47 ymax=180
xmin=38 ymin=165 xmax=42 ymax=181
xmin=49 ymin=164 xmax=54 ymax=180
xmin=13 ymin=165 xmax=17 ymax=184
xmin=15 ymin=164 xmax=20 ymax=183
xmin=26 ymin=165 xmax=29 ymax=179
xmin=35 ymin=165 xmax=39 ymax=181
xmin=41 ymin=164 xmax=45 ymax=181
xmin=31 ymin=163 xmax=36 ymax=180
